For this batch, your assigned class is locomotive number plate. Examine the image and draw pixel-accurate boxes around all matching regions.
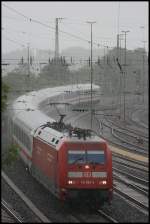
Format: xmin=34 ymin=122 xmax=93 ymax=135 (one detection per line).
xmin=83 ymin=172 xmax=92 ymax=177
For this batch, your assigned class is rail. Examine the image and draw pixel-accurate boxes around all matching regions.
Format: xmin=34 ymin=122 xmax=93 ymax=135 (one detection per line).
xmin=2 ymin=199 xmax=22 ymax=223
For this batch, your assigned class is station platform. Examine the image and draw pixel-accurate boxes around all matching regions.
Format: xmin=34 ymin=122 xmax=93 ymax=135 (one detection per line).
xmin=110 ymin=144 xmax=148 ymax=164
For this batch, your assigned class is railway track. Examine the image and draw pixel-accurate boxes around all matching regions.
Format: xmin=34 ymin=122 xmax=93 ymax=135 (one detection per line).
xmin=3 ymin=90 xmax=148 ymax=223
xmin=112 ymin=153 xmax=148 ymax=196
xmin=113 ymin=169 xmax=148 ymax=195
xmin=112 ymin=155 xmax=148 ymax=181
xmin=2 ymin=199 xmax=22 ymax=223
xmin=2 ymin=171 xmax=51 ymax=223
xmin=130 ymin=108 xmax=148 ymax=130
xmin=114 ymin=183 xmax=148 ymax=215
xmin=97 ymin=209 xmax=118 ymax=223
xmin=3 ymin=169 xmax=119 ymax=223
xmin=97 ymin=120 xmax=148 ymax=156
xmin=64 ymin=110 xmax=149 ymax=219
xmin=67 ymin=203 xmax=119 ymax=223
xmin=101 ymin=105 xmax=148 ymax=150
xmin=106 ymin=116 xmax=148 ymax=139
xmin=112 ymin=153 xmax=148 ymax=168
xmin=111 ymin=129 xmax=148 ymax=155
xmin=112 ymin=128 xmax=148 ymax=146
xmin=99 ymin=105 xmax=148 ymax=145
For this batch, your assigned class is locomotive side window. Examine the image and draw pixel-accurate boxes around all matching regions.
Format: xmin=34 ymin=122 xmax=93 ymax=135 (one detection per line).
xmin=52 ymin=138 xmax=55 ymax=142
xmin=55 ymin=140 xmax=59 ymax=144
xmin=68 ymin=150 xmax=86 ymax=164
xmin=87 ymin=150 xmax=105 ymax=164
xmin=13 ymin=123 xmax=31 ymax=151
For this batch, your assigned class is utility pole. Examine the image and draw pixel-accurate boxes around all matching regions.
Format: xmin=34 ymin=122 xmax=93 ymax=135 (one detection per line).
xmin=87 ymin=21 xmax=96 ymax=130
xmin=106 ymin=45 xmax=109 ymax=64
xmin=141 ymin=40 xmax=147 ymax=104
xmin=141 ymin=33 xmax=147 ymax=104
xmin=26 ymin=42 xmax=31 ymax=92
xmin=117 ymin=34 xmax=124 ymax=119
xmin=55 ymin=18 xmax=64 ymax=62
xmin=119 ymin=34 xmax=124 ymax=63
xmin=27 ymin=42 xmax=30 ymax=77
xmin=103 ymin=47 xmax=106 ymax=65
xmin=117 ymin=34 xmax=119 ymax=58
xmin=121 ymin=30 xmax=130 ymax=122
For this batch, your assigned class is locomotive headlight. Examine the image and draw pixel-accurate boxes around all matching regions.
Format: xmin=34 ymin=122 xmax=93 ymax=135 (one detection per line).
xmin=68 ymin=180 xmax=73 ymax=184
xmin=102 ymin=180 xmax=107 ymax=184
xmin=85 ymin=165 xmax=90 ymax=169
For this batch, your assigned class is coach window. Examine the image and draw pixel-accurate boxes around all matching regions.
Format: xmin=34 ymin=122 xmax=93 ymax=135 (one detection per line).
xmin=23 ymin=134 xmax=30 ymax=151
xmin=25 ymin=135 xmax=28 ymax=149
xmin=22 ymin=130 xmax=24 ymax=142
xmin=27 ymin=137 xmax=30 ymax=151
xmin=18 ymin=126 xmax=20 ymax=138
xmin=24 ymin=135 xmax=27 ymax=148
xmin=16 ymin=125 xmax=19 ymax=138
xmin=18 ymin=126 xmax=20 ymax=140
xmin=20 ymin=128 xmax=22 ymax=141
xmin=16 ymin=126 xmax=19 ymax=138
xmin=21 ymin=128 xmax=23 ymax=141
xmin=19 ymin=127 xmax=21 ymax=141
xmin=14 ymin=124 xmax=16 ymax=136
xmin=23 ymin=132 xmax=25 ymax=144
xmin=24 ymin=134 xmax=26 ymax=148
xmin=15 ymin=124 xmax=17 ymax=136
xmin=15 ymin=125 xmax=17 ymax=137
xmin=15 ymin=125 xmax=18 ymax=137
xmin=10 ymin=120 xmax=13 ymax=131
xmin=25 ymin=135 xmax=29 ymax=150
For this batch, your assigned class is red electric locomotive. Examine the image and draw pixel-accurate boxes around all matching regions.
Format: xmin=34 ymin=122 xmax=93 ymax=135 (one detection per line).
xmin=31 ymin=123 xmax=113 ymax=205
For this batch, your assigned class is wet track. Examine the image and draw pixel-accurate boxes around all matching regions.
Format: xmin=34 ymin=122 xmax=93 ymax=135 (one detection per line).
xmin=2 ymin=91 xmax=148 ymax=223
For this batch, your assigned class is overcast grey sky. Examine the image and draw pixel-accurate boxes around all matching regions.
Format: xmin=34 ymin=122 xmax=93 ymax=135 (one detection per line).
xmin=2 ymin=1 xmax=148 ymax=54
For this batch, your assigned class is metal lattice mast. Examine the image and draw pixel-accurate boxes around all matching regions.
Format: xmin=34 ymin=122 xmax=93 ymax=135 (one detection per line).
xmin=87 ymin=21 xmax=96 ymax=130
xmin=121 ymin=30 xmax=130 ymax=121
xmin=55 ymin=18 xmax=64 ymax=61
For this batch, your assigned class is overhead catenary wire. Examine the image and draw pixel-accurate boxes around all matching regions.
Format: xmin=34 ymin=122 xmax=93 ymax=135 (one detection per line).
xmin=2 ymin=26 xmax=97 ymax=48
xmin=2 ymin=5 xmax=148 ymax=68
xmin=2 ymin=35 xmax=26 ymax=47
xmin=3 ymin=26 xmax=146 ymax=53
xmin=2 ymin=4 xmax=89 ymax=42
xmin=2 ymin=3 xmax=115 ymax=50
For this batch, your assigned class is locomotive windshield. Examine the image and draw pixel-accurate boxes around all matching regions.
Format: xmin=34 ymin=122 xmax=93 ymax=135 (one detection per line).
xmin=68 ymin=150 xmax=85 ymax=164
xmin=87 ymin=150 xmax=105 ymax=164
xmin=68 ymin=150 xmax=105 ymax=164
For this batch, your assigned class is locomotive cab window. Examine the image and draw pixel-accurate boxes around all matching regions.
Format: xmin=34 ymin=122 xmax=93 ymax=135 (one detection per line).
xmin=87 ymin=150 xmax=105 ymax=164
xmin=68 ymin=150 xmax=105 ymax=164
xmin=68 ymin=150 xmax=86 ymax=164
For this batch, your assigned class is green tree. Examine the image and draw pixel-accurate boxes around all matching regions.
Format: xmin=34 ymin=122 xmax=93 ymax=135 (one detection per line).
xmin=2 ymin=144 xmax=20 ymax=168
xmin=1 ymin=82 xmax=10 ymax=112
